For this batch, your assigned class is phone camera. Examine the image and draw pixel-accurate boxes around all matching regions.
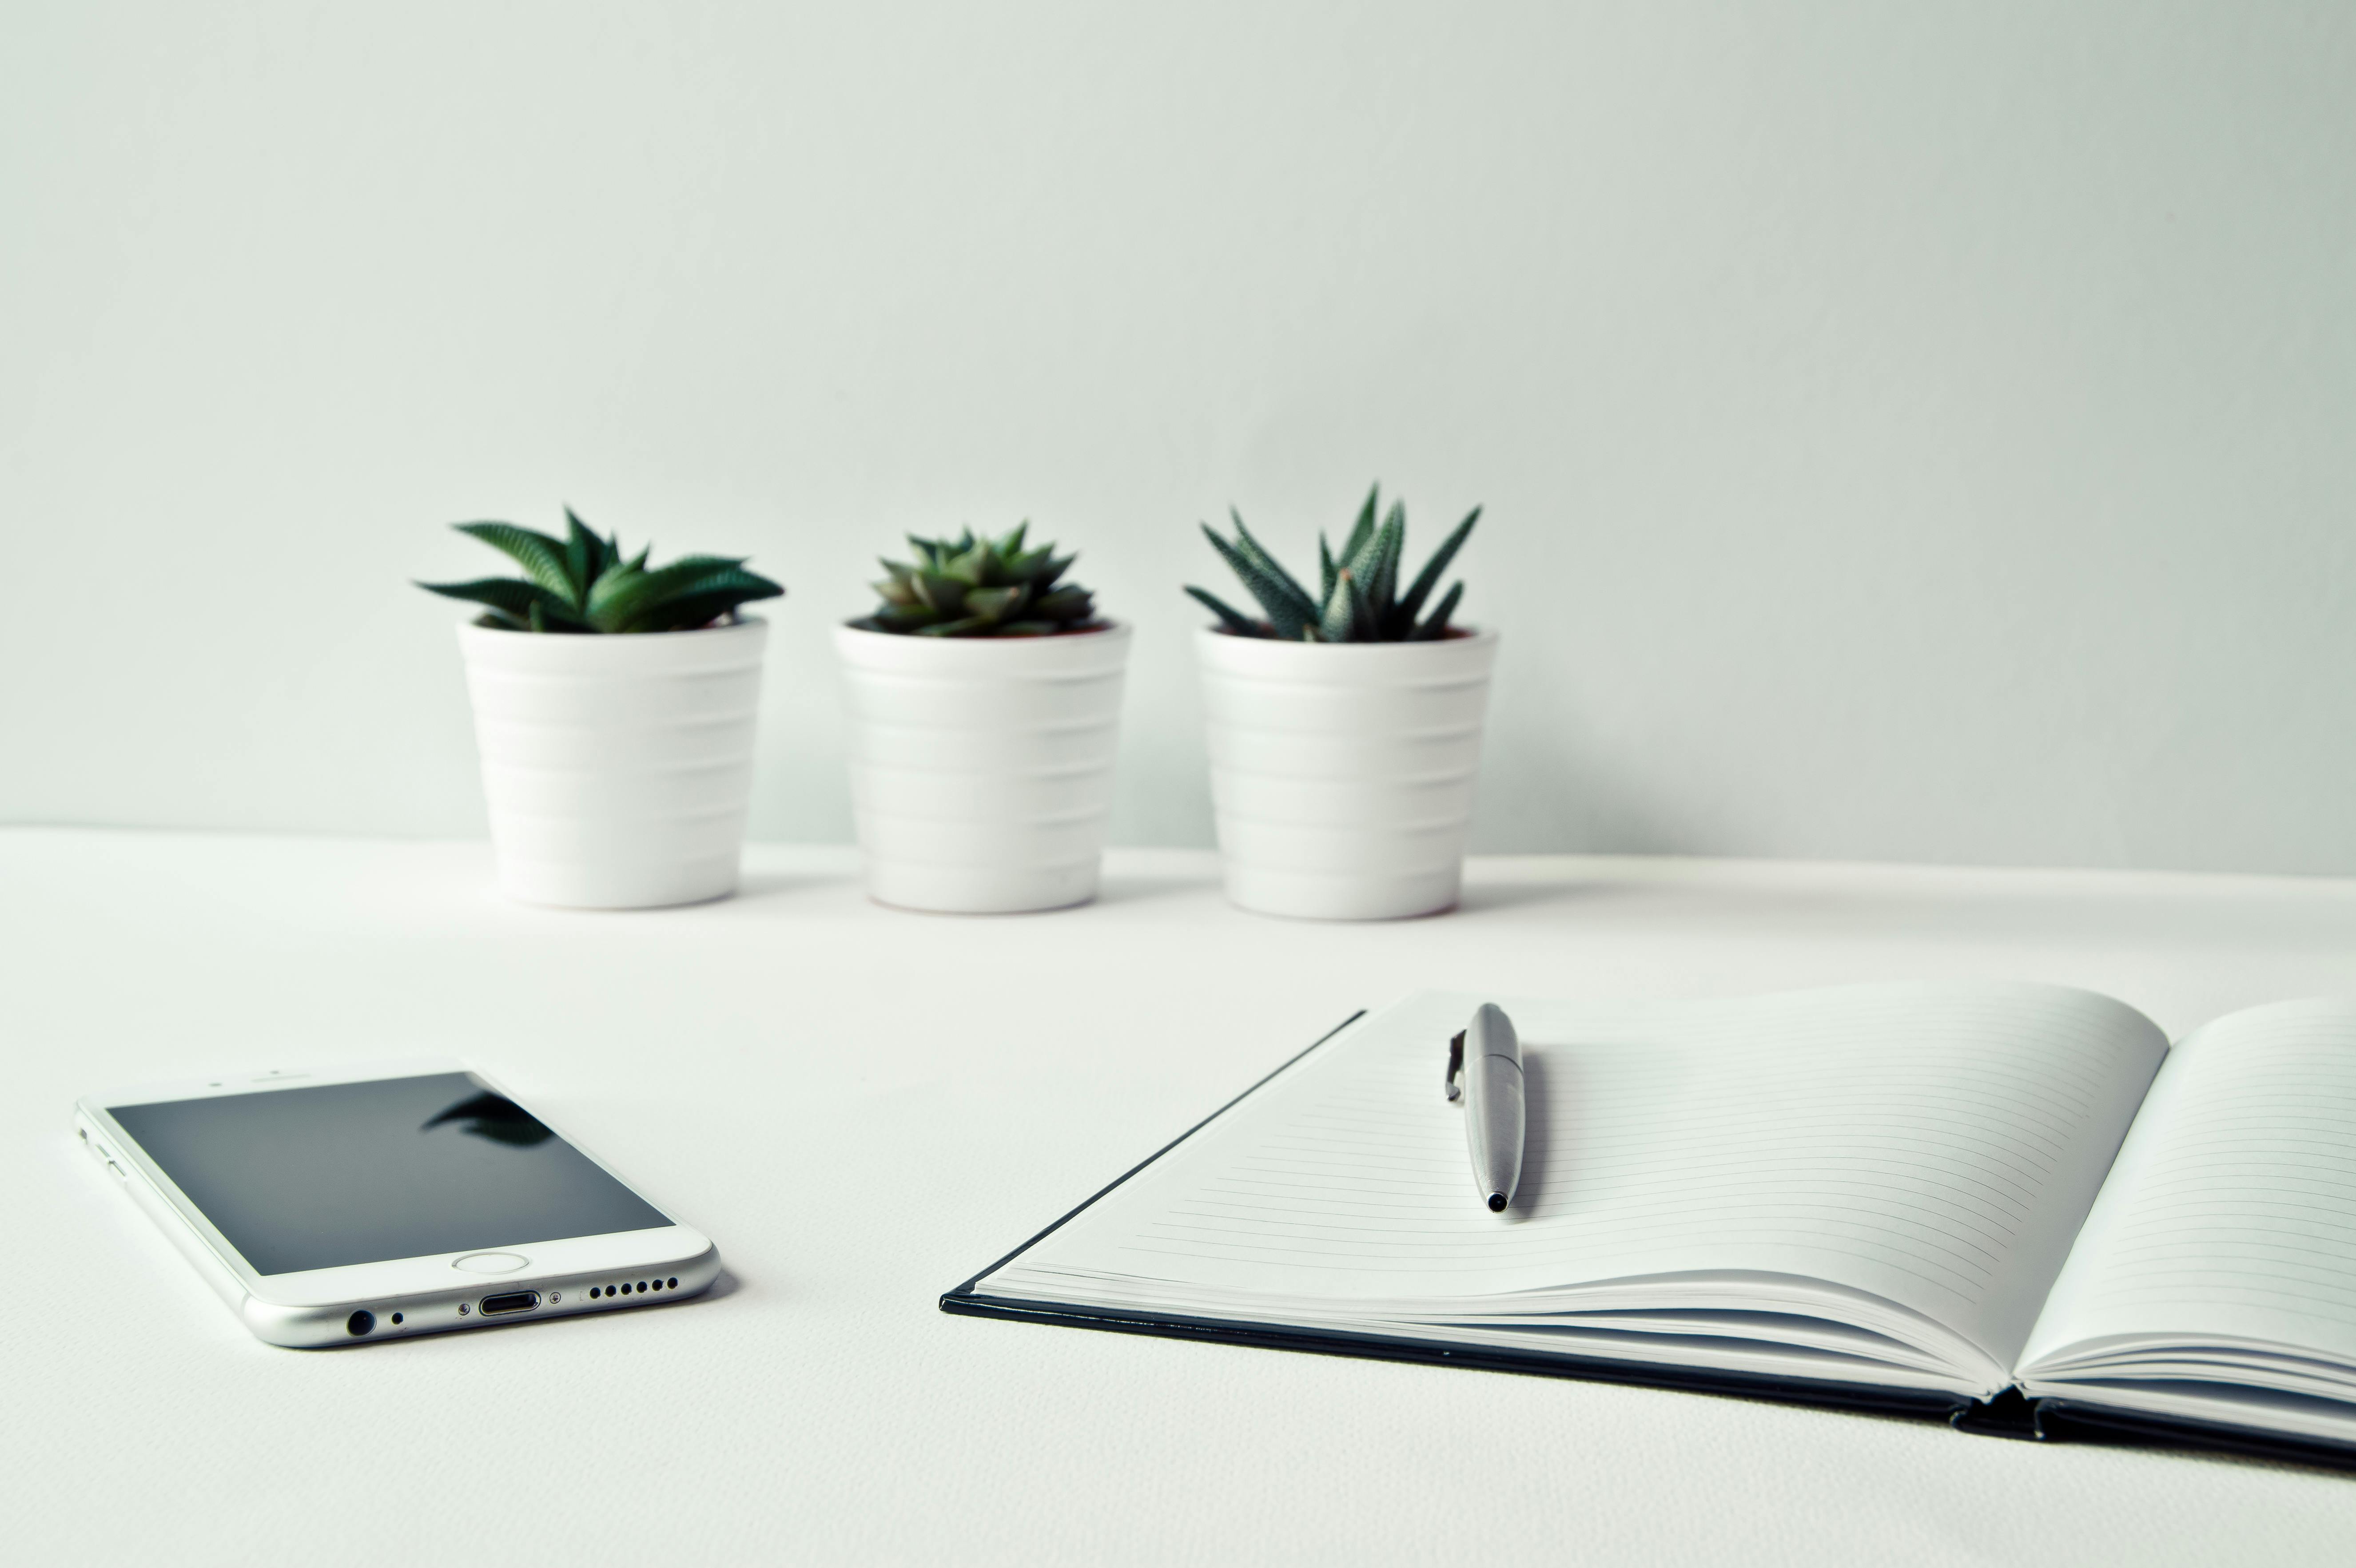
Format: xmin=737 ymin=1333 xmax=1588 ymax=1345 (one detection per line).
xmin=346 ymin=1310 xmax=375 ymax=1337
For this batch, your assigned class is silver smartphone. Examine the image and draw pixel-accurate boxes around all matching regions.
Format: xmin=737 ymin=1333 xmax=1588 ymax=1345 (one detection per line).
xmin=75 ymin=1057 xmax=720 ymax=1347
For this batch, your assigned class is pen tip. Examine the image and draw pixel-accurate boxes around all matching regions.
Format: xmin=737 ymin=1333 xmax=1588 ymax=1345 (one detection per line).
xmin=1487 ymin=1193 xmax=1508 ymax=1213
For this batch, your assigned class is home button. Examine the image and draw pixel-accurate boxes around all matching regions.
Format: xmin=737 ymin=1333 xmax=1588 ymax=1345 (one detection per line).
xmin=452 ymin=1252 xmax=530 ymax=1274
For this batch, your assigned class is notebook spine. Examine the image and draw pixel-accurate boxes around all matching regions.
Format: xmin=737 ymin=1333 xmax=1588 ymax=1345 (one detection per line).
xmin=1949 ymin=1387 xmax=2043 ymax=1441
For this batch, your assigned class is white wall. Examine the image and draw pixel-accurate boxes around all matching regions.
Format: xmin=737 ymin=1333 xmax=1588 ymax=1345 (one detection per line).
xmin=8 ymin=2 xmax=2355 ymax=872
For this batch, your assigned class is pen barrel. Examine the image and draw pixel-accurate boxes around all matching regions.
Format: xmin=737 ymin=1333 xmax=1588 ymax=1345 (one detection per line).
xmin=1463 ymin=1054 xmax=1525 ymax=1209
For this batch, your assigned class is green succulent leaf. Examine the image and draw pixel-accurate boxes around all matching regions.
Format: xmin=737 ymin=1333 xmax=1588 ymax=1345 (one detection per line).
xmin=865 ymin=603 xmax=938 ymax=633
xmin=1200 ymin=523 xmax=1314 ymax=640
xmin=1186 ymin=584 xmax=1264 ymax=637
xmin=915 ymin=615 xmax=996 ymax=636
xmin=1226 ymin=510 xmax=1321 ymax=624
xmin=1340 ymin=484 xmax=1380 ymax=567
xmin=415 ymin=575 xmax=589 ymax=631
xmin=562 ymin=508 xmax=608 ymax=599
xmin=627 ymin=576 xmax=784 ymax=633
xmin=857 ymin=524 xmax=1105 ymax=637
xmin=1391 ymin=505 xmax=1480 ymax=635
xmin=1346 ymin=569 xmax=1378 ymax=639
xmin=909 ymin=570 xmax=970 ymax=617
xmin=1367 ymin=501 xmax=1406 ymax=619
xmin=1409 ymin=580 xmax=1465 ymax=640
xmin=1338 ymin=505 xmax=1394 ymax=608
xmin=1192 ymin=485 xmax=1480 ymax=643
xmin=1318 ymin=569 xmax=1358 ymax=642
xmin=589 ymin=556 xmax=752 ymax=632
xmin=417 ymin=576 xmax=537 ymax=617
xmin=963 ymin=584 xmax=1029 ymax=622
xmin=422 ymin=515 xmax=781 ymax=634
xmin=945 ymin=536 xmax=995 ymax=585
xmin=453 ymin=522 xmax=579 ymax=608
xmin=1028 ymin=585 xmax=1093 ymax=621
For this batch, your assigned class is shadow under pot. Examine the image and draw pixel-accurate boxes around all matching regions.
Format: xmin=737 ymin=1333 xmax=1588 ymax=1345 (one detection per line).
xmin=833 ymin=621 xmax=1131 ymax=914
xmin=1195 ymin=625 xmax=1498 ymax=920
xmin=456 ymin=617 xmax=768 ymax=909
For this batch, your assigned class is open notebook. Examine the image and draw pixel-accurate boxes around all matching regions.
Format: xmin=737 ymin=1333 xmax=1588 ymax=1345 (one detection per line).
xmin=943 ymin=984 xmax=2356 ymax=1465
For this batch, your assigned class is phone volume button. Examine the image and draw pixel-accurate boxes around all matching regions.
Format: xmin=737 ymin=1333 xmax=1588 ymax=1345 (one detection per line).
xmin=105 ymin=1160 xmax=127 ymax=1180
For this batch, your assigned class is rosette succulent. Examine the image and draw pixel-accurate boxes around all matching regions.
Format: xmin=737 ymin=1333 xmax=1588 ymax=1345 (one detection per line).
xmin=1186 ymin=484 xmax=1478 ymax=642
xmin=417 ymin=510 xmax=783 ymax=633
xmin=853 ymin=524 xmax=1103 ymax=636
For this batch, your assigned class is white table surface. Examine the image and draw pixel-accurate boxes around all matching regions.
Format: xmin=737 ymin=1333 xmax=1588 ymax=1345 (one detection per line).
xmin=10 ymin=829 xmax=2356 ymax=1565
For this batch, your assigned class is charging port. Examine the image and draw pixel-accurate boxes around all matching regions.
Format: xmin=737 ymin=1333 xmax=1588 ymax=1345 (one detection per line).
xmin=479 ymin=1291 xmax=540 ymax=1316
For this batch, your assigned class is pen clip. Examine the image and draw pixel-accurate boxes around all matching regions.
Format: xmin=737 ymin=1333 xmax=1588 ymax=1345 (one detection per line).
xmin=1445 ymin=1030 xmax=1465 ymax=1103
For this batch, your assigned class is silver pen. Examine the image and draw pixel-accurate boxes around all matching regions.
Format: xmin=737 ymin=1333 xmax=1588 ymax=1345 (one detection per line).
xmin=1445 ymin=1002 xmax=1525 ymax=1213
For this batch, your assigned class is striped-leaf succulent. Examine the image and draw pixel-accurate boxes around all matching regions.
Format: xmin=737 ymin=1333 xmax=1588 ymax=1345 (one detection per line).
xmin=1186 ymin=484 xmax=1478 ymax=642
xmin=418 ymin=511 xmax=784 ymax=633
xmin=854 ymin=524 xmax=1102 ymax=636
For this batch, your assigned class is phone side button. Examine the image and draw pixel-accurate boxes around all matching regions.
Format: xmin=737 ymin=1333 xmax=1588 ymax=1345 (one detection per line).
xmin=105 ymin=1161 xmax=127 ymax=1180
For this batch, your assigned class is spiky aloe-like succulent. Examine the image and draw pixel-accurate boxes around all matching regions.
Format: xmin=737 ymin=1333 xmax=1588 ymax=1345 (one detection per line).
xmin=853 ymin=524 xmax=1102 ymax=636
xmin=1186 ymin=484 xmax=1478 ymax=642
xmin=417 ymin=510 xmax=784 ymax=633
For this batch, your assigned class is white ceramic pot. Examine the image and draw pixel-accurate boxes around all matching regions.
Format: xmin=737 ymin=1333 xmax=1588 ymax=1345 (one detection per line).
xmin=457 ymin=618 xmax=767 ymax=909
xmin=1196 ymin=626 xmax=1498 ymax=920
xmin=834 ymin=622 xmax=1131 ymax=913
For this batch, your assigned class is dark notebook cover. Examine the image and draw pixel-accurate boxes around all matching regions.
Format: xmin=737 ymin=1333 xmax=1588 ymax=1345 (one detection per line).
xmin=940 ymin=1011 xmax=2356 ymax=1473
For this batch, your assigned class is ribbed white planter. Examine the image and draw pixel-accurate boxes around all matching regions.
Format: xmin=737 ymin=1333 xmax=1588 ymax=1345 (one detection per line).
xmin=457 ymin=618 xmax=767 ymax=909
xmin=1197 ymin=626 xmax=1498 ymax=920
xmin=834 ymin=623 xmax=1130 ymax=913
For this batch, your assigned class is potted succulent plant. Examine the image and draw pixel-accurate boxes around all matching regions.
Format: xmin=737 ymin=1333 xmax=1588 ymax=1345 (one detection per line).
xmin=1185 ymin=485 xmax=1492 ymax=920
xmin=834 ymin=524 xmax=1128 ymax=913
xmin=418 ymin=510 xmax=783 ymax=909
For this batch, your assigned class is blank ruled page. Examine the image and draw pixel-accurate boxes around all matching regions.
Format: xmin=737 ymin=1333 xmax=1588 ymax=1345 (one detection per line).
xmin=2024 ymin=1000 xmax=2356 ymax=1370
xmin=995 ymin=984 xmax=2165 ymax=1365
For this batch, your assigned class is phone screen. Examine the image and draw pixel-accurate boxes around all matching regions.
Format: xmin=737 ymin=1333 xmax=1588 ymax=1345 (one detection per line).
xmin=107 ymin=1073 xmax=671 ymax=1275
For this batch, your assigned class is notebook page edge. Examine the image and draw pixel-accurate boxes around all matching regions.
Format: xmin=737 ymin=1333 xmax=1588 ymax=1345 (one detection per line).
xmin=2018 ymin=998 xmax=2356 ymax=1400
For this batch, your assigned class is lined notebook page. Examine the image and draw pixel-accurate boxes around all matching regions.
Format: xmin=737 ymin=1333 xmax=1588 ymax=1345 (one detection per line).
xmin=992 ymin=984 xmax=2164 ymax=1363
xmin=2024 ymin=999 xmax=2356 ymax=1370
